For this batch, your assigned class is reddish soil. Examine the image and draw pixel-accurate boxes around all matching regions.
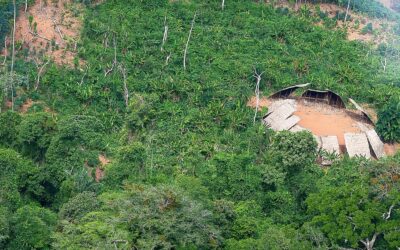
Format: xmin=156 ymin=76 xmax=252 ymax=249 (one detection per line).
xmin=384 ymin=143 xmax=400 ymax=156
xmin=294 ymin=100 xmax=364 ymax=146
xmin=248 ymin=96 xmax=398 ymax=156
xmin=95 ymin=167 xmax=105 ymax=182
xmin=266 ymin=1 xmax=396 ymax=45
xmin=10 ymin=0 xmax=82 ymax=66
xmin=20 ymin=99 xmax=34 ymax=113
xmin=95 ymin=154 xmax=110 ymax=182
xmin=247 ymin=96 xmax=270 ymax=108
xmin=99 ymin=154 xmax=111 ymax=166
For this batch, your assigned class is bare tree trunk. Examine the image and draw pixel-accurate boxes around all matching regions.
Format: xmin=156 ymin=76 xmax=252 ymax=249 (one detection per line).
xmin=161 ymin=16 xmax=168 ymax=51
xmin=253 ymin=68 xmax=264 ymax=124
xmin=344 ymin=0 xmax=351 ymax=23
xmin=165 ymin=52 xmax=171 ymax=66
xmin=11 ymin=0 xmax=16 ymax=75
xmin=25 ymin=0 xmax=28 ymax=12
xmin=79 ymin=65 xmax=89 ymax=86
xmin=34 ymin=59 xmax=50 ymax=90
xmin=360 ymin=233 xmax=378 ymax=250
xmin=183 ymin=12 xmax=197 ymax=71
xmin=11 ymin=0 xmax=17 ymax=111
xmin=222 ymin=0 xmax=225 ymax=10
xmin=381 ymin=57 xmax=387 ymax=72
xmin=383 ymin=204 xmax=395 ymax=220
xmin=51 ymin=17 xmax=64 ymax=42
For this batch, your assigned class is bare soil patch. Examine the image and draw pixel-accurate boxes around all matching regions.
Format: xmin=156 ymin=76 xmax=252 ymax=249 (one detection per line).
xmin=267 ymin=1 xmax=396 ymax=44
xmin=20 ymin=98 xmax=34 ymax=113
xmin=247 ymin=96 xmax=270 ymax=108
xmin=96 ymin=154 xmax=110 ymax=182
xmin=384 ymin=143 xmax=400 ymax=156
xmin=99 ymin=154 xmax=111 ymax=166
xmin=12 ymin=0 xmax=83 ymax=66
xmin=294 ymin=100 xmax=366 ymax=146
xmin=248 ymin=96 xmax=398 ymax=156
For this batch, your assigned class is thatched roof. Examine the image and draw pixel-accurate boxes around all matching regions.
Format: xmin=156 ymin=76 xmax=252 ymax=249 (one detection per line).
xmin=269 ymin=83 xmax=311 ymax=99
xmin=348 ymin=98 xmax=375 ymax=124
xmin=344 ymin=133 xmax=371 ymax=159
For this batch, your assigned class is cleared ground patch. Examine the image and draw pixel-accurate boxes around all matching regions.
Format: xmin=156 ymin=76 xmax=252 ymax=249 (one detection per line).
xmin=14 ymin=0 xmax=82 ymax=66
xmin=248 ymin=96 xmax=399 ymax=157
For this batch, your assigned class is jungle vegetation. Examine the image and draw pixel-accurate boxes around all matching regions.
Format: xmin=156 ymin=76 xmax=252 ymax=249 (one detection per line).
xmin=0 ymin=0 xmax=399 ymax=249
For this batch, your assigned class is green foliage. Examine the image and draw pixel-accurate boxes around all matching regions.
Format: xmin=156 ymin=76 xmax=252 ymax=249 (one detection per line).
xmin=0 ymin=111 xmax=21 ymax=148
xmin=0 ymin=0 xmax=399 ymax=248
xmin=9 ymin=204 xmax=57 ymax=249
xmin=307 ymin=158 xmax=400 ymax=249
xmin=59 ymin=192 xmax=100 ymax=222
xmin=17 ymin=112 xmax=57 ymax=161
xmin=268 ymin=131 xmax=317 ymax=172
xmin=46 ymin=115 xmax=105 ymax=185
xmin=54 ymin=184 xmax=219 ymax=249
xmin=376 ymin=97 xmax=400 ymax=142
xmin=0 ymin=206 xmax=10 ymax=248
xmin=361 ymin=22 xmax=374 ymax=35
xmin=308 ymin=183 xmax=382 ymax=248
xmin=126 ymin=94 xmax=159 ymax=132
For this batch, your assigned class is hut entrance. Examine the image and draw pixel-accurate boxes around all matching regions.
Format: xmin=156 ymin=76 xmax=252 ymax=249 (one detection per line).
xmin=301 ymin=89 xmax=346 ymax=109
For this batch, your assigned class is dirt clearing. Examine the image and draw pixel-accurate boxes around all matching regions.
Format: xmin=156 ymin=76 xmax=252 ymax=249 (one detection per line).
xmin=294 ymin=100 xmax=364 ymax=146
xmin=13 ymin=0 xmax=83 ymax=66
xmin=248 ymin=96 xmax=398 ymax=156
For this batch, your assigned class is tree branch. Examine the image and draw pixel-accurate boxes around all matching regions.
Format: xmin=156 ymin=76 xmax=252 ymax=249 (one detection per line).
xmin=383 ymin=204 xmax=395 ymax=220
xmin=34 ymin=59 xmax=50 ymax=91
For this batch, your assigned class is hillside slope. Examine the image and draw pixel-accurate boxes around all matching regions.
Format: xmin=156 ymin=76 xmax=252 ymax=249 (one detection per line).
xmin=0 ymin=1 xmax=399 ymax=249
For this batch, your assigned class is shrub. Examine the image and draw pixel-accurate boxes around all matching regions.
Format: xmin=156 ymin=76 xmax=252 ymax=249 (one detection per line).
xmin=361 ymin=23 xmax=373 ymax=34
xmin=17 ymin=112 xmax=57 ymax=160
xmin=59 ymin=192 xmax=100 ymax=222
xmin=376 ymin=97 xmax=400 ymax=142
xmin=0 ymin=111 xmax=21 ymax=148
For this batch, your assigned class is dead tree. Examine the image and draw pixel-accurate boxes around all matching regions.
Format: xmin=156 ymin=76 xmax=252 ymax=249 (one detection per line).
xmin=25 ymin=0 xmax=28 ymax=12
xmin=105 ymin=34 xmax=117 ymax=76
xmin=10 ymin=0 xmax=17 ymax=111
xmin=165 ymin=52 xmax=172 ymax=66
xmin=222 ymin=0 xmax=225 ymax=10
xmin=51 ymin=17 xmax=64 ymax=42
xmin=79 ymin=65 xmax=89 ymax=86
xmin=33 ymin=59 xmax=50 ymax=90
xmin=118 ymin=64 xmax=129 ymax=108
xmin=253 ymin=68 xmax=264 ymax=124
xmin=183 ymin=12 xmax=197 ymax=71
xmin=161 ymin=16 xmax=168 ymax=51
xmin=11 ymin=0 xmax=16 ymax=75
xmin=360 ymin=233 xmax=378 ymax=250
xmin=381 ymin=57 xmax=387 ymax=72
xmin=383 ymin=204 xmax=395 ymax=220
xmin=344 ymin=0 xmax=351 ymax=23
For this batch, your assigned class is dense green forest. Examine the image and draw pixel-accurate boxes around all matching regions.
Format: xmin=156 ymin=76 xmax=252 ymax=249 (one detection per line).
xmin=0 ymin=0 xmax=400 ymax=249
